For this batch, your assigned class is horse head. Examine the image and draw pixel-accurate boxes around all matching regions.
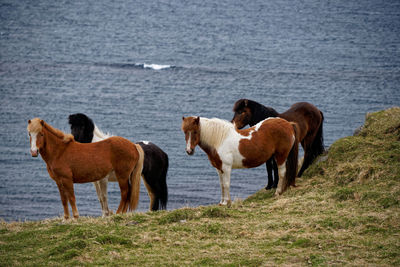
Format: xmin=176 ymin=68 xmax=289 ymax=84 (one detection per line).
xmin=231 ymin=99 xmax=252 ymax=129
xmin=181 ymin=116 xmax=200 ymax=155
xmin=27 ymin=118 xmax=45 ymax=157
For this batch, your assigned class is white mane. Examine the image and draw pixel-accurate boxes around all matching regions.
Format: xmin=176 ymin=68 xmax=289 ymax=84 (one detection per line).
xmin=92 ymin=124 xmax=112 ymax=142
xmin=199 ymin=117 xmax=235 ymax=149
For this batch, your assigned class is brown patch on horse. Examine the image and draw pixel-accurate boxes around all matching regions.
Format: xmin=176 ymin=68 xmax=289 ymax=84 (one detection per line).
xmin=199 ymin=142 xmax=223 ymax=171
xmin=236 ymin=127 xmax=252 ymax=136
xmin=238 ymin=118 xmax=295 ymax=168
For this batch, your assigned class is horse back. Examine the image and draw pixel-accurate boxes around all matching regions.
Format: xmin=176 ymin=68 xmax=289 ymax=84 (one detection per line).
xmin=63 ymin=137 xmax=138 ymax=182
xmin=239 ymin=118 xmax=295 ymax=167
xmin=280 ymin=102 xmax=322 ymax=141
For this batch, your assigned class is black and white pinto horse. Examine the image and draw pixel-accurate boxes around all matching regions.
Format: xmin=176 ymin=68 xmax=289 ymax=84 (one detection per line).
xmin=68 ymin=113 xmax=168 ymax=214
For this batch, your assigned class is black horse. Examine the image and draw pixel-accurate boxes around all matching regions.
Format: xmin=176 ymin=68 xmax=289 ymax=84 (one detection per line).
xmin=68 ymin=113 xmax=168 ymax=212
xmin=232 ymin=99 xmax=324 ymax=189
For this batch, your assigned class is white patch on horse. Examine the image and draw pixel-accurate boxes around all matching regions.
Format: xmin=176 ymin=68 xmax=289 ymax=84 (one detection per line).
xmin=240 ymin=117 xmax=275 ymax=140
xmin=141 ymin=141 xmax=150 ymax=145
xmin=30 ymin=132 xmax=38 ymax=154
xmin=186 ymin=132 xmax=192 ymax=152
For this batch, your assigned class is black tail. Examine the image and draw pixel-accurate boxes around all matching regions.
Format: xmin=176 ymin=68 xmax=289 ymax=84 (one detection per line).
xmin=139 ymin=142 xmax=169 ymax=211
xmin=282 ymin=123 xmax=299 ymax=193
xmin=150 ymin=155 xmax=169 ymax=211
xmin=297 ymin=111 xmax=325 ymax=177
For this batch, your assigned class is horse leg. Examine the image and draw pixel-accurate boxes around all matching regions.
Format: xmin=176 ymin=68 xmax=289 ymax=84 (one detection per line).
xmin=275 ymin=161 xmax=287 ymax=196
xmin=298 ymin=137 xmax=314 ymax=177
xmin=62 ymin=177 xmax=79 ymax=219
xmin=99 ymin=177 xmax=112 ymax=215
xmin=218 ymin=167 xmax=232 ymax=206
xmin=93 ymin=178 xmax=111 ymax=217
xmin=142 ymin=175 xmax=157 ymax=211
xmin=272 ymin=158 xmax=279 ymax=188
xmin=265 ymin=159 xmax=274 ymax=190
xmin=55 ymin=181 xmax=70 ymax=219
xmin=116 ymin=176 xmax=130 ymax=214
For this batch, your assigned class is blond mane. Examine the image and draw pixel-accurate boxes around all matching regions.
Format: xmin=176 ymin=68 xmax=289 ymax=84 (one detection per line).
xmin=27 ymin=118 xmax=43 ymax=133
xmin=199 ymin=117 xmax=234 ymax=149
xmin=28 ymin=118 xmax=74 ymax=143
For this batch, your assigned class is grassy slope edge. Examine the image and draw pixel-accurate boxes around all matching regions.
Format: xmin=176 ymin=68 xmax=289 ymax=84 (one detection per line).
xmin=1 ymin=107 xmax=399 ymax=266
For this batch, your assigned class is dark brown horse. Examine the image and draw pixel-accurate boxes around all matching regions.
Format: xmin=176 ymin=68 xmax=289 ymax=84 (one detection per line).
xmin=232 ymin=99 xmax=324 ymax=189
xmin=27 ymin=118 xmax=144 ymax=219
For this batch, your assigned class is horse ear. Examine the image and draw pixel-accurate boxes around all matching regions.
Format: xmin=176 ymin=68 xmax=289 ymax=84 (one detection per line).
xmin=244 ymin=99 xmax=248 ymax=107
xmin=195 ymin=117 xmax=200 ymax=124
xmin=182 ymin=116 xmax=185 ymax=121
xmin=28 ymin=119 xmax=31 ymax=124
xmin=40 ymin=120 xmax=44 ymax=125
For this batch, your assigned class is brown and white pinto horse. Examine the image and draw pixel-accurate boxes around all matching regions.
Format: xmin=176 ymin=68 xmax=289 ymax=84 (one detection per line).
xmin=182 ymin=116 xmax=299 ymax=205
xmin=232 ymin=99 xmax=324 ymax=189
xmin=27 ymin=118 xmax=144 ymax=219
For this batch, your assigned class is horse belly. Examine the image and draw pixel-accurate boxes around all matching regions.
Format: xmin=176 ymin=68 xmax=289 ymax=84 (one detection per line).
xmin=72 ymin=165 xmax=113 ymax=183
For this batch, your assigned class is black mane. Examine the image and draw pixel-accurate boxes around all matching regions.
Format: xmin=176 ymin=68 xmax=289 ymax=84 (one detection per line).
xmin=234 ymin=99 xmax=279 ymax=126
xmin=68 ymin=113 xmax=95 ymax=143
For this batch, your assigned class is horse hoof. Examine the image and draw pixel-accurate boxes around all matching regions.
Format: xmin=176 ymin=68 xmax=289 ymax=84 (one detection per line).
xmin=265 ymin=186 xmax=272 ymax=190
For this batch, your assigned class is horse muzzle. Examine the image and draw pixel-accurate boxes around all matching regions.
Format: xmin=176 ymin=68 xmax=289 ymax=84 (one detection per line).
xmin=186 ymin=148 xmax=195 ymax=155
xmin=30 ymin=150 xmax=38 ymax=157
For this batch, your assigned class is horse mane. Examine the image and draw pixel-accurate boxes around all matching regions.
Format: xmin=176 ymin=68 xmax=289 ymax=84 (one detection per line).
xmin=234 ymin=99 xmax=280 ymax=126
xmin=43 ymin=121 xmax=74 ymax=143
xmin=199 ymin=117 xmax=234 ymax=149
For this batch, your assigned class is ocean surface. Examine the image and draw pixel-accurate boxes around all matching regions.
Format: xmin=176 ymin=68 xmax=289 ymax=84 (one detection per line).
xmin=1 ymin=0 xmax=399 ymax=221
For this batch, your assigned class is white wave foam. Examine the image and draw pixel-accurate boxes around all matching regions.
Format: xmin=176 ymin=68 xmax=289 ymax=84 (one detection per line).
xmin=143 ymin=63 xmax=171 ymax=70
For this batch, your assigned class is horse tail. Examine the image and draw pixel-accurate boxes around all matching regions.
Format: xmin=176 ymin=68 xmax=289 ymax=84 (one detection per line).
xmin=144 ymin=151 xmax=169 ymax=211
xmin=129 ymin=144 xmax=144 ymax=211
xmin=312 ymin=110 xmax=325 ymax=157
xmin=284 ymin=122 xmax=299 ymax=191
xmin=298 ymin=110 xmax=325 ymax=177
xmin=157 ymin=154 xmax=169 ymax=210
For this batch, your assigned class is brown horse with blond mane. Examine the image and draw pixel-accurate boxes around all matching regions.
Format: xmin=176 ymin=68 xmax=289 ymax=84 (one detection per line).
xmin=27 ymin=118 xmax=144 ymax=219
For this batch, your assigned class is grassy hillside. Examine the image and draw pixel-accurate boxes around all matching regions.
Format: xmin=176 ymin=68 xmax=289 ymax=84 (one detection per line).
xmin=1 ymin=107 xmax=399 ymax=266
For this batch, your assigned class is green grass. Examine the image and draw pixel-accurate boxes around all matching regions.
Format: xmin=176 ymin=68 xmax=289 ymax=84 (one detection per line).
xmin=1 ymin=107 xmax=400 ymax=266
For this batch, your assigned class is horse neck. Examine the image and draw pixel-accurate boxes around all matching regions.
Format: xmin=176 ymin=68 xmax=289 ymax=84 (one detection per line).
xmin=39 ymin=128 xmax=68 ymax=163
xmin=199 ymin=118 xmax=232 ymax=150
xmin=250 ymin=104 xmax=279 ymax=126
